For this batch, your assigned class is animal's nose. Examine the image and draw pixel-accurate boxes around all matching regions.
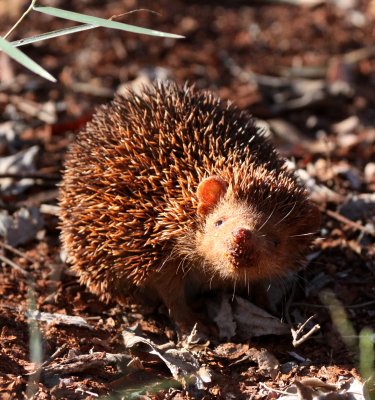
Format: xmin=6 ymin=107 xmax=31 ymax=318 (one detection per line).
xmin=226 ymin=227 xmax=258 ymax=269
xmin=231 ymin=228 xmax=253 ymax=245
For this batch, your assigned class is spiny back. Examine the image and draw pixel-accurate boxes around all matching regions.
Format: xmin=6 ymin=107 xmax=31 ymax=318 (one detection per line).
xmin=59 ymin=82 xmax=307 ymax=302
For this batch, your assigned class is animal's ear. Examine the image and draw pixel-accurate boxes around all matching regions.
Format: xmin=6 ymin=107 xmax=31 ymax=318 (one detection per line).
xmin=197 ymin=176 xmax=228 ymax=216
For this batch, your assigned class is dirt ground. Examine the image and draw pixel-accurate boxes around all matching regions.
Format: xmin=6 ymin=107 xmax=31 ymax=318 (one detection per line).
xmin=0 ymin=0 xmax=374 ymax=398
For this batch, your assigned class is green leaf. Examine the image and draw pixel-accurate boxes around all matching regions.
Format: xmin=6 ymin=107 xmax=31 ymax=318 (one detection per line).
xmin=33 ymin=6 xmax=184 ymax=39
xmin=0 ymin=36 xmax=56 ymax=82
xmin=10 ymin=24 xmax=96 ymax=48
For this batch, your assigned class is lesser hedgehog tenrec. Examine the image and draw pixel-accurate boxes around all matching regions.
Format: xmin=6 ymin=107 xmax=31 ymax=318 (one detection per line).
xmin=60 ymin=82 xmax=320 ymax=332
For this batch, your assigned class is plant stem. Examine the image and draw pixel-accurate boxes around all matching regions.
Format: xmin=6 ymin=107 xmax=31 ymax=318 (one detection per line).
xmin=3 ymin=0 xmax=37 ymax=40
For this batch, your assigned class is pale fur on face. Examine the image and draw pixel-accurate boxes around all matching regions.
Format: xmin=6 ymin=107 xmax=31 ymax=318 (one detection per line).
xmin=194 ymin=197 xmax=286 ymax=283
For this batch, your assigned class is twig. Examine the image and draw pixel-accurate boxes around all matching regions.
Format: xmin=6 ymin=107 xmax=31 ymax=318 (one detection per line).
xmin=46 ymin=343 xmax=69 ymax=363
xmin=291 ymin=315 xmax=320 ymax=347
xmin=325 ymin=209 xmax=375 ymax=237
xmin=30 ymin=352 xmax=136 ymax=377
xmin=0 ymin=172 xmax=60 ymax=181
xmin=293 ymin=300 xmax=375 ymax=309
xmin=288 ymin=351 xmax=308 ymax=363
xmin=0 ymin=254 xmax=31 ymax=277
xmin=27 ymin=344 xmax=69 ymax=378
xmin=3 ymin=0 xmax=37 ymax=39
xmin=75 ymin=388 xmax=99 ymax=398
xmin=40 ymin=204 xmax=60 ymax=216
xmin=70 ymin=81 xmax=114 ymax=97
xmin=0 ymin=240 xmax=36 ymax=263
xmin=109 ymin=9 xmax=161 ymax=20
xmin=258 ymin=382 xmax=291 ymax=395
xmin=345 ymin=300 xmax=375 ymax=309
xmin=292 ymin=302 xmax=331 ymax=308
xmin=343 ymin=45 xmax=375 ymax=65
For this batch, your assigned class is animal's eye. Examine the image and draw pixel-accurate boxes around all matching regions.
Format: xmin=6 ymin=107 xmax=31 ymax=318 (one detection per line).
xmin=271 ymin=238 xmax=280 ymax=247
xmin=214 ymin=219 xmax=224 ymax=227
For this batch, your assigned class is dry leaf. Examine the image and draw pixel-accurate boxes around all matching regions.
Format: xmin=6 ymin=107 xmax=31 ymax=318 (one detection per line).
xmin=257 ymin=348 xmax=280 ymax=379
xmin=123 ymin=330 xmax=211 ymax=389
xmin=207 ymin=294 xmax=289 ymax=340
xmin=0 ymin=145 xmax=39 ymax=195
xmin=0 ymin=207 xmax=44 ymax=246
xmin=233 ymin=295 xmax=289 ymax=340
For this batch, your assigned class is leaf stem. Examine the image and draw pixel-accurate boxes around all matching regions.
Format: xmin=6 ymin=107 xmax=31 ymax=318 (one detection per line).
xmin=3 ymin=0 xmax=38 ymax=40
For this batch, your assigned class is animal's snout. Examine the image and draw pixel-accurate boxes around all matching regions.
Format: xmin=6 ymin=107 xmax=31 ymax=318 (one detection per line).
xmin=231 ymin=228 xmax=253 ymax=246
xmin=225 ymin=227 xmax=259 ymax=269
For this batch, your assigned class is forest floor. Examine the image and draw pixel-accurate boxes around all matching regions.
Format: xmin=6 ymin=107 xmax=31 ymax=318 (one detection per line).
xmin=0 ymin=0 xmax=374 ymax=398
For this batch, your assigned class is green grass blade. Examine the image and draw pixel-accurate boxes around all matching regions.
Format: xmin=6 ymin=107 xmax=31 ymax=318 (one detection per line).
xmin=10 ymin=23 xmax=96 ymax=48
xmin=359 ymin=328 xmax=375 ymax=389
xmin=33 ymin=6 xmax=184 ymax=39
xmin=0 ymin=36 xmax=56 ymax=82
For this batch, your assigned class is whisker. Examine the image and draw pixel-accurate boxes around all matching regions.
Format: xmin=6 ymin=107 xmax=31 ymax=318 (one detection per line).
xmin=180 ymin=255 xmax=192 ymax=276
xmin=231 ymin=278 xmax=237 ymax=302
xmin=289 ymin=232 xmax=317 ymax=238
xmin=244 ymin=270 xmax=250 ymax=296
xmin=183 ymin=264 xmax=194 ymax=277
xmin=257 ymin=206 xmax=276 ymax=232
xmin=175 ymin=251 xmax=191 ymax=275
xmin=209 ymin=273 xmax=215 ymax=290
xmin=158 ymin=248 xmax=176 ymax=272
xmin=275 ymin=201 xmax=297 ymax=226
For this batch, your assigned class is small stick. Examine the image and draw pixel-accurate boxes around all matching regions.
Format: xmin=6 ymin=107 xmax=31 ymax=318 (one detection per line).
xmin=343 ymin=45 xmax=375 ymax=64
xmin=3 ymin=0 xmax=37 ymax=39
xmin=0 ymin=172 xmax=60 ymax=181
xmin=40 ymin=204 xmax=60 ymax=216
xmin=326 ymin=209 xmax=375 ymax=237
xmin=46 ymin=344 xmax=69 ymax=363
xmin=292 ymin=324 xmax=320 ymax=347
xmin=36 ymin=352 xmax=135 ymax=377
xmin=28 ymin=343 xmax=70 ymax=379
xmin=0 ymin=240 xmax=36 ymax=263
xmin=345 ymin=300 xmax=375 ymax=309
xmin=293 ymin=300 xmax=375 ymax=309
xmin=258 ymin=382 xmax=291 ymax=395
xmin=109 ymin=9 xmax=161 ymax=20
xmin=291 ymin=315 xmax=320 ymax=347
xmin=0 ymin=254 xmax=31 ymax=277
